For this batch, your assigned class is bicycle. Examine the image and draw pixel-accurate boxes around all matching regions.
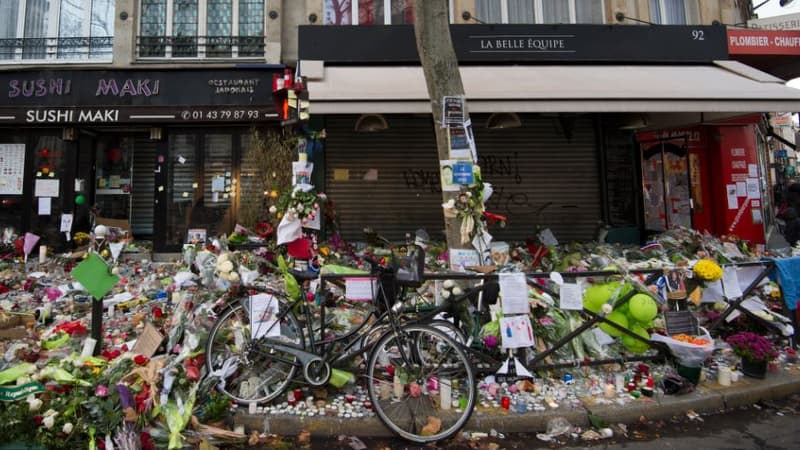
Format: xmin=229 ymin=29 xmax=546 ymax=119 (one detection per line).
xmin=205 ymin=244 xmax=478 ymax=442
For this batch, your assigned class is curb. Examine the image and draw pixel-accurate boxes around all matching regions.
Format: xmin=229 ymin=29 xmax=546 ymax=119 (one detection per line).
xmin=233 ymin=369 xmax=800 ymax=438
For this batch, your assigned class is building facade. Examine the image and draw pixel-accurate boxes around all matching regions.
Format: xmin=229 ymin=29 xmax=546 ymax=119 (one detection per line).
xmin=1 ymin=1 xmax=799 ymax=252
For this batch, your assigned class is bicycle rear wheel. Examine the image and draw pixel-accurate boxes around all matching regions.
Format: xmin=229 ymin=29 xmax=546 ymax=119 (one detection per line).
xmin=206 ymin=294 xmax=303 ymax=404
xmin=366 ymin=324 xmax=476 ymax=443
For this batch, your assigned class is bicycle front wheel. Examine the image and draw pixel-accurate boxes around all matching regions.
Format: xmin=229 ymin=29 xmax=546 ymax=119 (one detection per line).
xmin=206 ymin=294 xmax=303 ymax=404
xmin=366 ymin=324 xmax=476 ymax=443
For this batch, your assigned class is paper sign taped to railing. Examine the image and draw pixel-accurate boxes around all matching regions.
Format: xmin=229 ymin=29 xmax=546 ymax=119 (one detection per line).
xmin=722 ymin=267 xmax=743 ymax=299
xmin=250 ymin=293 xmax=281 ymax=340
xmin=559 ymin=282 xmax=583 ymax=310
xmin=345 ymin=278 xmax=378 ymax=301
xmin=500 ymin=316 xmax=535 ymax=349
xmin=499 ymin=272 xmax=529 ymax=315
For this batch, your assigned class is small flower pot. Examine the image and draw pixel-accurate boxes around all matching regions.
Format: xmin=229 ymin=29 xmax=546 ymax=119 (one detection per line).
xmin=740 ymin=359 xmax=768 ymax=379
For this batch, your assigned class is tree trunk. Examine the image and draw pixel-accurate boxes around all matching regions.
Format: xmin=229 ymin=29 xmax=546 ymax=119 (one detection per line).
xmin=413 ymin=0 xmax=469 ymax=253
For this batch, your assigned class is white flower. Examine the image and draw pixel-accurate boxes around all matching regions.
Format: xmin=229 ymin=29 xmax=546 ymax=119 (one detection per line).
xmin=601 ymin=304 xmax=614 ymax=315
xmin=218 ymin=260 xmax=234 ymax=273
xmin=295 ymin=204 xmax=304 ymax=212
xmin=442 ymin=280 xmax=455 ymax=289
xmin=269 ymin=205 xmax=278 ymax=214
xmin=228 ymin=271 xmax=240 ymax=282
xmin=442 ymin=199 xmax=456 ymax=210
xmin=62 ymin=422 xmax=73 ymax=434
xmin=441 ymin=290 xmax=451 ymax=299
xmin=452 ymin=286 xmax=463 ymax=296
xmin=217 ymin=252 xmax=230 ymax=264
xmin=26 ymin=395 xmax=42 ymax=411
xmin=43 ymin=415 xmax=55 ymax=429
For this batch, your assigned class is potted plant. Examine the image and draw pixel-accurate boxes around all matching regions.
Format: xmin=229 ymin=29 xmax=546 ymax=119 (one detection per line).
xmin=726 ymin=331 xmax=779 ymax=379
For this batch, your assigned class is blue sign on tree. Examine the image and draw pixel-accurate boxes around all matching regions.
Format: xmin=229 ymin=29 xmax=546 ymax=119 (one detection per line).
xmin=452 ymin=161 xmax=474 ymax=185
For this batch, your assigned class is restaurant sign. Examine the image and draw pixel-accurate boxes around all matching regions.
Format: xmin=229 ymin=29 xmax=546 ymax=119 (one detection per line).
xmin=0 ymin=68 xmax=281 ymax=124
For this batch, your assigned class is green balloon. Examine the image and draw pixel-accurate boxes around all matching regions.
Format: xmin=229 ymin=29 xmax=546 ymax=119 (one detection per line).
xmin=75 ymin=194 xmax=86 ymax=205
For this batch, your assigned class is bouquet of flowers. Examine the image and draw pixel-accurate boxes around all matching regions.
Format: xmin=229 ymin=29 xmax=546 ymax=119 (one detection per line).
xmin=726 ymin=331 xmax=778 ymax=363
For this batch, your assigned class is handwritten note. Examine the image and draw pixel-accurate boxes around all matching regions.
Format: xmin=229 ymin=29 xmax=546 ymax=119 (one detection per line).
xmin=250 ymin=294 xmax=281 ymax=339
xmin=499 ymin=272 xmax=529 ymax=314
xmin=345 ymin=278 xmax=378 ymax=301
xmin=559 ymin=282 xmax=583 ymax=310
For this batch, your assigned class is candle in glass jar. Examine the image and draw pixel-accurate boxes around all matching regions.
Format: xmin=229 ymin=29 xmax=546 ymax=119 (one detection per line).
xmin=604 ymin=383 xmax=616 ymax=398
xmin=440 ymin=378 xmax=451 ymax=410
xmin=393 ymin=374 xmax=403 ymax=399
xmin=39 ymin=245 xmax=46 ymax=264
xmin=718 ymin=366 xmax=731 ymax=386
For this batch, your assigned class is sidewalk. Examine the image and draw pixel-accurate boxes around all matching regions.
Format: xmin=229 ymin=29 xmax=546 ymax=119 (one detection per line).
xmin=233 ymin=366 xmax=800 ymax=438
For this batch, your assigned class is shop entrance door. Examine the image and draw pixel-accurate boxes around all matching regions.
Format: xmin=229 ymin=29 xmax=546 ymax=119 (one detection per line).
xmin=93 ymin=133 xmax=156 ymax=237
xmin=640 ymin=137 xmax=692 ymax=232
xmin=155 ymin=132 xmax=241 ymax=251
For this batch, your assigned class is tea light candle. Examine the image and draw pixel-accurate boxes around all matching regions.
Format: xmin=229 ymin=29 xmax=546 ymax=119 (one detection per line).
xmin=718 ymin=366 xmax=731 ymax=386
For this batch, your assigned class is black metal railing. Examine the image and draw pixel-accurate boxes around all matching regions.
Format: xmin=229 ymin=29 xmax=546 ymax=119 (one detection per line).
xmin=0 ymin=36 xmax=113 ymax=62
xmin=136 ymin=35 xmax=266 ymax=59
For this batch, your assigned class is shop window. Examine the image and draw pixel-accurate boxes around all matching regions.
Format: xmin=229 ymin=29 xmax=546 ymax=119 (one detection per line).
xmin=0 ymin=138 xmax=26 ymax=236
xmin=29 ymin=135 xmax=67 ymax=249
xmin=138 ymin=0 xmax=265 ymax=59
xmin=324 ymin=0 xmax=413 ymax=25
xmin=475 ymin=0 xmax=604 ymax=24
xmin=0 ymin=0 xmax=113 ymax=62
xmin=649 ymin=0 xmax=700 ymax=25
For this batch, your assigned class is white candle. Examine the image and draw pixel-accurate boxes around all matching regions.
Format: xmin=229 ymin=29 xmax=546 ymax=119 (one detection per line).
xmin=440 ymin=378 xmax=451 ymax=410
xmin=298 ymin=152 xmax=308 ymax=163
xmin=248 ymin=402 xmax=257 ymax=414
xmin=718 ymin=365 xmax=731 ymax=386
xmin=393 ymin=375 xmax=403 ymax=398
xmin=39 ymin=245 xmax=46 ymax=264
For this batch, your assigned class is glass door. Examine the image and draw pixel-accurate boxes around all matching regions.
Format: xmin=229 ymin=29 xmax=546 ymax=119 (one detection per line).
xmin=159 ymin=132 xmax=237 ymax=249
xmin=641 ymin=137 xmax=692 ymax=232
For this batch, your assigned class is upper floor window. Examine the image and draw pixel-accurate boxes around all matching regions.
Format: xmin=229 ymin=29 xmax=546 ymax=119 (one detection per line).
xmin=138 ymin=0 xmax=265 ymax=59
xmin=475 ymin=0 xmax=604 ymax=24
xmin=649 ymin=0 xmax=700 ymax=25
xmin=324 ymin=0 xmax=414 ymax=25
xmin=0 ymin=0 xmax=114 ymax=62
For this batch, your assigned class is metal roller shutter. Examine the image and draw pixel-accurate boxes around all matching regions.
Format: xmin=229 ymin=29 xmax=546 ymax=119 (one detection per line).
xmin=324 ymin=114 xmax=601 ymax=243
xmin=131 ymin=137 xmax=156 ymax=236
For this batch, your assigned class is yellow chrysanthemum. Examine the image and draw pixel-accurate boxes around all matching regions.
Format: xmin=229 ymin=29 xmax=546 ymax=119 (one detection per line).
xmin=693 ymin=259 xmax=723 ymax=281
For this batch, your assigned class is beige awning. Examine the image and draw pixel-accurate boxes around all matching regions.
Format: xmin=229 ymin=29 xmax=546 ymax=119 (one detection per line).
xmin=304 ymin=60 xmax=800 ymax=114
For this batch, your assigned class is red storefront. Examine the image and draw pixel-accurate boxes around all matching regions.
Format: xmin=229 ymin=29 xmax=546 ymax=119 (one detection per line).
xmin=638 ymin=117 xmax=769 ymax=246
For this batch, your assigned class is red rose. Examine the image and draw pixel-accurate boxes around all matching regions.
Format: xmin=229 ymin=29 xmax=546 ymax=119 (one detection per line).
xmin=134 ymin=354 xmax=149 ymax=365
xmin=140 ymin=432 xmax=155 ymax=450
xmin=185 ymin=365 xmax=200 ymax=381
xmin=151 ymin=306 xmax=163 ymax=319
xmin=33 ymin=415 xmax=43 ymax=425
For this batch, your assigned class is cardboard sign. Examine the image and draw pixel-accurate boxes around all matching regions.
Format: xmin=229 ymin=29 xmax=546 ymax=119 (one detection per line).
xmin=132 ymin=323 xmax=164 ymax=358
